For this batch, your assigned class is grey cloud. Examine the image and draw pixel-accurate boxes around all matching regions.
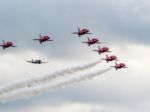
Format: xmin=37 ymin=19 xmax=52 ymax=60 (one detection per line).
xmin=0 ymin=0 xmax=150 ymax=112
xmin=0 ymin=0 xmax=149 ymax=42
xmin=0 ymin=0 xmax=149 ymax=61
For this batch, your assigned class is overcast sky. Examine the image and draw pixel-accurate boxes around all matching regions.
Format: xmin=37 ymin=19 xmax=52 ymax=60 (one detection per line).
xmin=0 ymin=0 xmax=150 ymax=112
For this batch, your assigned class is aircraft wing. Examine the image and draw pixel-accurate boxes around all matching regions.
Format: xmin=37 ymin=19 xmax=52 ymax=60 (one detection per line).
xmin=72 ymin=32 xmax=78 ymax=34
xmin=87 ymin=32 xmax=92 ymax=34
xmin=11 ymin=46 xmax=17 ymax=47
xmin=82 ymin=42 xmax=88 ymax=43
xmin=92 ymin=50 xmax=99 ymax=51
xmin=97 ymin=42 xmax=102 ymax=44
xmin=47 ymin=39 xmax=53 ymax=41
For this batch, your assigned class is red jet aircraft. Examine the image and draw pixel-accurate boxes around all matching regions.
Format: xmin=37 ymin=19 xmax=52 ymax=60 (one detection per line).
xmin=72 ymin=27 xmax=92 ymax=37
xmin=93 ymin=46 xmax=111 ymax=55
xmin=0 ymin=41 xmax=16 ymax=50
xmin=110 ymin=62 xmax=127 ymax=70
xmin=82 ymin=37 xmax=101 ymax=46
xmin=33 ymin=34 xmax=53 ymax=44
xmin=102 ymin=54 xmax=118 ymax=63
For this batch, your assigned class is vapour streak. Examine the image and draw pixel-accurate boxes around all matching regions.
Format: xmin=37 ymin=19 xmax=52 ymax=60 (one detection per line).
xmin=0 ymin=68 xmax=111 ymax=103
xmin=0 ymin=61 xmax=101 ymax=95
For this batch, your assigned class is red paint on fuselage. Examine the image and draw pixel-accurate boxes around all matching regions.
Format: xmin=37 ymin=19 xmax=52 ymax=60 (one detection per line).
xmin=115 ymin=63 xmax=126 ymax=69
xmin=73 ymin=28 xmax=91 ymax=37
xmin=105 ymin=55 xmax=118 ymax=63
xmin=39 ymin=36 xmax=50 ymax=42
xmin=82 ymin=37 xmax=100 ymax=46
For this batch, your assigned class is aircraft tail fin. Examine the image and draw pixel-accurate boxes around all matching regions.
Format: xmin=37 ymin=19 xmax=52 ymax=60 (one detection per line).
xmin=78 ymin=27 xmax=80 ymax=32
xmin=39 ymin=34 xmax=42 ymax=39
xmin=2 ymin=40 xmax=5 ymax=44
xmin=106 ymin=54 xmax=108 ymax=58
xmin=115 ymin=62 xmax=117 ymax=66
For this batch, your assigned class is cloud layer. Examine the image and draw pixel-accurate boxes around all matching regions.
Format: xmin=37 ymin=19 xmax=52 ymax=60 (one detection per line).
xmin=0 ymin=0 xmax=150 ymax=112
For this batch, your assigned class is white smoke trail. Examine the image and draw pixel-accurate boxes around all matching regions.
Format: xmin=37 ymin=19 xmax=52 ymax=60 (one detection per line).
xmin=0 ymin=61 xmax=101 ymax=95
xmin=0 ymin=68 xmax=111 ymax=103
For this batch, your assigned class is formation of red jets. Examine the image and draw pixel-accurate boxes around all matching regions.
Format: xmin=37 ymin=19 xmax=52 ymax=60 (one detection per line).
xmin=73 ymin=27 xmax=127 ymax=70
xmin=0 ymin=27 xmax=127 ymax=70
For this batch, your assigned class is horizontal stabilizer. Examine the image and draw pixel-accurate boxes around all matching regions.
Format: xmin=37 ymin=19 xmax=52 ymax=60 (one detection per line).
xmin=47 ymin=40 xmax=53 ymax=41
